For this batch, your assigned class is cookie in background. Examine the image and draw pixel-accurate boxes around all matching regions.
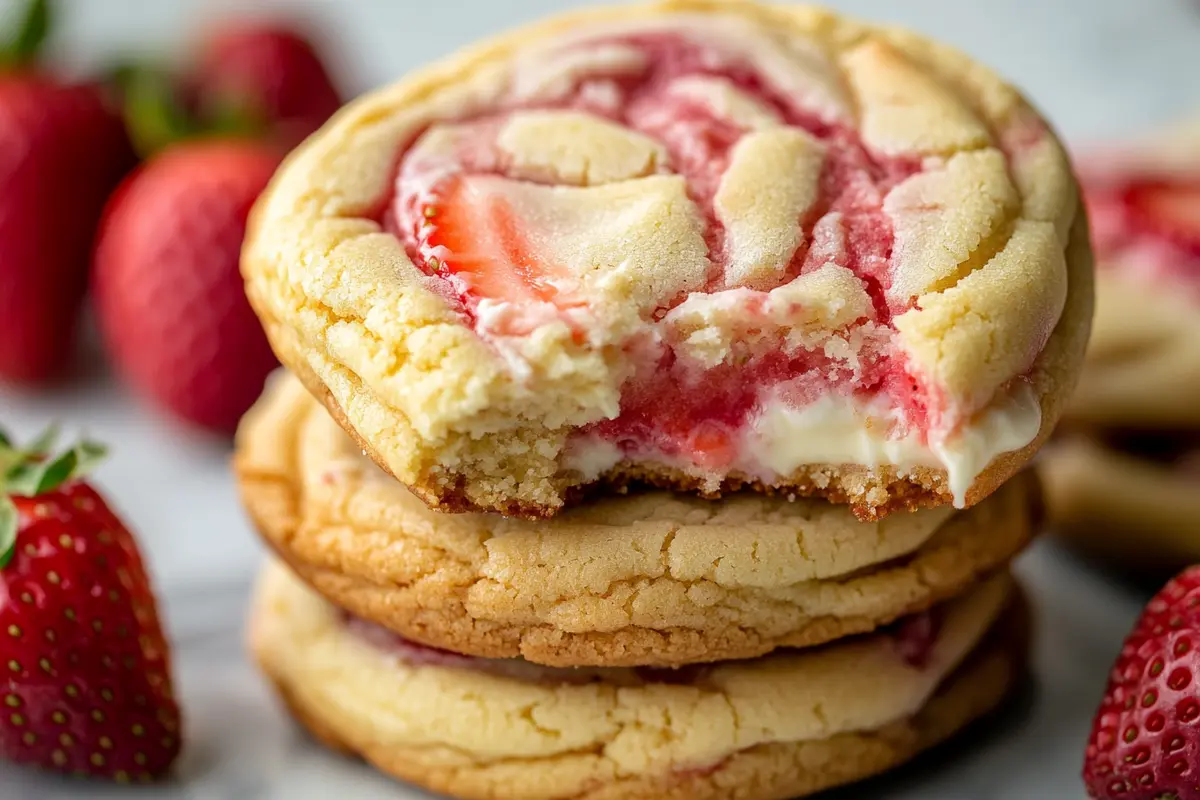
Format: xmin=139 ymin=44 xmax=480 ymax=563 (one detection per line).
xmin=1041 ymin=120 xmax=1200 ymax=573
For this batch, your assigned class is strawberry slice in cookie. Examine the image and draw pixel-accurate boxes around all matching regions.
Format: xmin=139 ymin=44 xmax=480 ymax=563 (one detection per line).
xmin=242 ymin=2 xmax=1092 ymax=518
xmin=418 ymin=175 xmax=587 ymax=338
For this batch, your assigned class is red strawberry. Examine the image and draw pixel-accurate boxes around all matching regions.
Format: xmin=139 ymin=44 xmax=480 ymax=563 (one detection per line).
xmin=191 ymin=21 xmax=343 ymax=149
xmin=0 ymin=429 xmax=181 ymax=781
xmin=1083 ymin=565 xmax=1200 ymax=799
xmin=91 ymin=139 xmax=280 ymax=434
xmin=0 ymin=0 xmax=136 ymax=384
xmin=420 ymin=176 xmax=582 ymax=322
xmin=1123 ymin=179 xmax=1200 ymax=257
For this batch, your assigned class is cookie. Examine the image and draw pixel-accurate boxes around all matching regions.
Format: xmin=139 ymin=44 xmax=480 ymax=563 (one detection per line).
xmin=236 ymin=371 xmax=1039 ymax=667
xmin=1040 ymin=123 xmax=1200 ymax=570
xmin=1042 ymin=436 xmax=1200 ymax=574
xmin=241 ymin=0 xmax=1092 ymax=520
xmin=1065 ymin=122 xmax=1200 ymax=428
xmin=250 ymin=559 xmax=1026 ymax=800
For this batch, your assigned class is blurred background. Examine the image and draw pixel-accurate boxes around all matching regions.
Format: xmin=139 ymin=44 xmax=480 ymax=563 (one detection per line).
xmin=57 ymin=0 xmax=1200 ymax=142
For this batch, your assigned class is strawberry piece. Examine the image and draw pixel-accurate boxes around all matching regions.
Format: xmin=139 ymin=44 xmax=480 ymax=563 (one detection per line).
xmin=0 ymin=430 xmax=181 ymax=782
xmin=1083 ymin=565 xmax=1200 ymax=799
xmin=91 ymin=139 xmax=280 ymax=434
xmin=421 ymin=175 xmax=583 ymax=330
xmin=0 ymin=0 xmax=136 ymax=384
xmin=890 ymin=609 xmax=941 ymax=669
xmin=685 ymin=423 xmax=736 ymax=469
xmin=1123 ymin=179 xmax=1200 ymax=257
xmin=192 ymin=21 xmax=343 ymax=149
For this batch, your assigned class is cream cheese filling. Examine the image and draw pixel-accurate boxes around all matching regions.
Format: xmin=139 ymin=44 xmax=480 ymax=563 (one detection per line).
xmin=566 ymin=381 xmax=1042 ymax=507
xmin=747 ymin=381 xmax=1042 ymax=506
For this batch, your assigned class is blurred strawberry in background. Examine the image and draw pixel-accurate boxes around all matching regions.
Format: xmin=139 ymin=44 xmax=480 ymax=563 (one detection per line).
xmin=0 ymin=0 xmax=345 ymax=433
xmin=190 ymin=21 xmax=344 ymax=151
xmin=92 ymin=140 xmax=281 ymax=435
xmin=84 ymin=12 xmax=342 ymax=435
xmin=0 ymin=0 xmax=135 ymax=384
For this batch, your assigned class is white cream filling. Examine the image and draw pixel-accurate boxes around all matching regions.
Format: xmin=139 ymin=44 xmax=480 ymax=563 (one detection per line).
xmin=929 ymin=383 xmax=1042 ymax=504
xmin=563 ymin=436 xmax=624 ymax=479
xmin=745 ymin=382 xmax=1041 ymax=506
xmin=565 ymin=382 xmax=1042 ymax=507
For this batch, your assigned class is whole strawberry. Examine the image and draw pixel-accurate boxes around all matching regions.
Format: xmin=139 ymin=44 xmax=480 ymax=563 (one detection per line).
xmin=1084 ymin=565 xmax=1200 ymax=799
xmin=0 ymin=429 xmax=180 ymax=781
xmin=0 ymin=0 xmax=136 ymax=384
xmin=191 ymin=20 xmax=343 ymax=149
xmin=92 ymin=139 xmax=280 ymax=434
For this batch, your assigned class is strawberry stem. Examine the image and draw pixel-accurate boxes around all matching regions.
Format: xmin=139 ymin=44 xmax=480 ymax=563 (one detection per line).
xmin=0 ymin=426 xmax=108 ymax=495
xmin=5 ymin=440 xmax=107 ymax=497
xmin=112 ymin=61 xmax=268 ymax=159
xmin=117 ymin=65 xmax=198 ymax=159
xmin=0 ymin=0 xmax=50 ymax=69
xmin=0 ymin=497 xmax=15 ymax=569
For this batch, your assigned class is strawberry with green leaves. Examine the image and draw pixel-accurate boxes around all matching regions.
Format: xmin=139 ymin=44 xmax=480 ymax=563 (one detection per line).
xmin=0 ymin=429 xmax=180 ymax=782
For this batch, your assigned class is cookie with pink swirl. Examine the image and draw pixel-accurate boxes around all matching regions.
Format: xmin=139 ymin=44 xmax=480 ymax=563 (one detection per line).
xmin=242 ymin=0 xmax=1091 ymax=519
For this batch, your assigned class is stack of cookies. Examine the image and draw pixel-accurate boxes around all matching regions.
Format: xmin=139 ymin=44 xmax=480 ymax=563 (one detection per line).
xmin=1041 ymin=122 xmax=1200 ymax=573
xmin=234 ymin=2 xmax=1093 ymax=798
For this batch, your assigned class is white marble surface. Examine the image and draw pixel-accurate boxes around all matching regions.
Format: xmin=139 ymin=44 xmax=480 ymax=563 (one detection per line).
xmin=3 ymin=0 xmax=1198 ymax=796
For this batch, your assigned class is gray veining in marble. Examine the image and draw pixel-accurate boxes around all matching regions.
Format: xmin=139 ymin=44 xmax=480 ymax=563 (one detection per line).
xmin=4 ymin=0 xmax=1199 ymax=796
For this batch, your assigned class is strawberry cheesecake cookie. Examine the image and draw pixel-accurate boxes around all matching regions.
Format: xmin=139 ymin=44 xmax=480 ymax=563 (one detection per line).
xmin=252 ymin=559 xmax=1025 ymax=800
xmin=242 ymin=0 xmax=1092 ymax=519
xmin=1040 ymin=121 xmax=1200 ymax=571
xmin=236 ymin=371 xmax=1039 ymax=667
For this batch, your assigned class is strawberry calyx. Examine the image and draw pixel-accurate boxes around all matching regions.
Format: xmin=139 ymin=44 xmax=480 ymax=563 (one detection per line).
xmin=111 ymin=62 xmax=267 ymax=159
xmin=0 ymin=0 xmax=50 ymax=71
xmin=0 ymin=425 xmax=106 ymax=567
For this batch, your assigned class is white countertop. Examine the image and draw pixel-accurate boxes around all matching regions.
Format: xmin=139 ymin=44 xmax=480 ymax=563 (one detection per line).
xmin=4 ymin=0 xmax=1197 ymax=796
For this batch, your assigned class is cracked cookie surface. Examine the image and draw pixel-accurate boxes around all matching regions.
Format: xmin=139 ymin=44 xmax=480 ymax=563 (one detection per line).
xmin=236 ymin=371 xmax=1038 ymax=667
xmin=251 ymin=559 xmax=1024 ymax=800
xmin=242 ymin=0 xmax=1092 ymax=520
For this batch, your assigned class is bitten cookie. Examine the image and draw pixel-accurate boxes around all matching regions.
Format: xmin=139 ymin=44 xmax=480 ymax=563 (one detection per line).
xmin=251 ymin=560 xmax=1026 ymax=800
xmin=241 ymin=0 xmax=1092 ymax=520
xmin=236 ymin=371 xmax=1039 ymax=667
xmin=1041 ymin=121 xmax=1200 ymax=571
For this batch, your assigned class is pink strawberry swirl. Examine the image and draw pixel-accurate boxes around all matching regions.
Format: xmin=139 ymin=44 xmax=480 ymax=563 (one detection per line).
xmin=382 ymin=32 xmax=1051 ymax=486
